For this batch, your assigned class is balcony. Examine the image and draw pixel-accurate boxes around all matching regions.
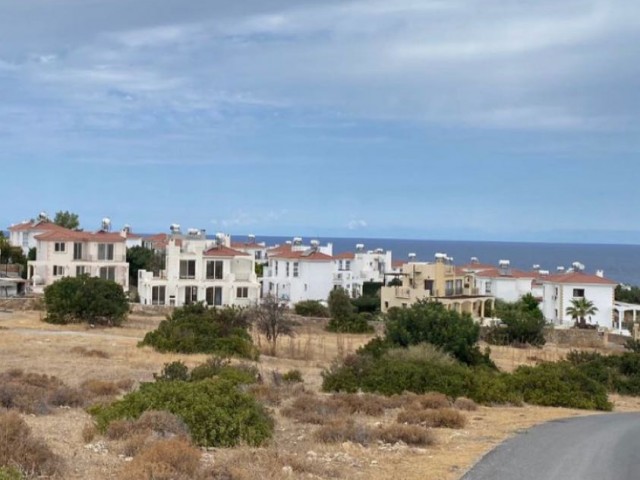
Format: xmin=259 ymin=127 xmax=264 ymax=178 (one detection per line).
xmin=72 ymin=254 xmax=126 ymax=263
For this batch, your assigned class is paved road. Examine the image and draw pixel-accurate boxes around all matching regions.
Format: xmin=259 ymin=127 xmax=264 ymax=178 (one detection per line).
xmin=462 ymin=413 xmax=640 ymax=480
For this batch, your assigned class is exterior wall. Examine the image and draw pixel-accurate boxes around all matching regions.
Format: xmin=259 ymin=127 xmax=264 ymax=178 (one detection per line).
xmin=262 ymin=258 xmax=334 ymax=305
xmin=28 ymin=239 xmax=129 ymax=292
xmin=478 ymin=277 xmax=534 ymax=303
xmin=137 ymin=238 xmax=260 ymax=308
xmin=542 ymin=282 xmax=614 ymax=329
xmin=352 ymin=251 xmax=392 ymax=283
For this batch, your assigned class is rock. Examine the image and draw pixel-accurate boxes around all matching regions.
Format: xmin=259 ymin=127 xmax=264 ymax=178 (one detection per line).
xmin=282 ymin=466 xmax=293 ymax=476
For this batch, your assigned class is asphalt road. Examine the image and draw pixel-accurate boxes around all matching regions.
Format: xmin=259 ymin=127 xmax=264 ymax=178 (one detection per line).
xmin=461 ymin=413 xmax=640 ymax=480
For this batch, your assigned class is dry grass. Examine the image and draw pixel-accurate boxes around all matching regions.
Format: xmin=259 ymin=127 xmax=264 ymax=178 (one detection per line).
xmin=397 ymin=408 xmax=467 ymax=429
xmin=377 ymin=424 xmax=436 ymax=446
xmin=281 ymin=393 xmax=342 ymax=424
xmin=0 ymin=369 xmax=83 ymax=414
xmin=118 ymin=438 xmax=201 ymax=480
xmin=81 ymin=422 xmax=98 ymax=443
xmin=106 ymin=410 xmax=190 ymax=442
xmin=210 ymin=449 xmax=341 ymax=480
xmin=453 ymin=397 xmax=478 ymax=411
xmin=0 ymin=411 xmax=63 ymax=477
xmin=70 ymin=346 xmax=110 ymax=359
xmin=315 ymin=419 xmax=375 ymax=445
xmin=2 ymin=310 xmax=638 ymax=480
xmin=330 ymin=393 xmax=387 ymax=416
xmin=413 ymin=392 xmax=452 ymax=410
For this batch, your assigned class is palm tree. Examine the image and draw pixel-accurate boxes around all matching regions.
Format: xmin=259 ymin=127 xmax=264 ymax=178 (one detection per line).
xmin=566 ymin=298 xmax=598 ymax=328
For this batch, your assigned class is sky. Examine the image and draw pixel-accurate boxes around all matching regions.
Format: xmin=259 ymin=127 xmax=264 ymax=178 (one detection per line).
xmin=1 ymin=0 xmax=640 ymax=243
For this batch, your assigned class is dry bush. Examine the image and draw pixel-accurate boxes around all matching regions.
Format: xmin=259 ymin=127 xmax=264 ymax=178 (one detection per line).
xmin=82 ymin=422 xmax=98 ymax=443
xmin=315 ymin=419 xmax=374 ymax=445
xmin=415 ymin=392 xmax=451 ymax=410
xmin=453 ymin=397 xmax=478 ymax=411
xmin=247 ymin=383 xmax=282 ymax=406
xmin=0 ymin=370 xmax=80 ymax=414
xmin=376 ymin=424 xmax=436 ymax=446
xmin=122 ymin=433 xmax=152 ymax=458
xmin=116 ymin=378 xmax=135 ymax=392
xmin=0 ymin=411 xmax=63 ymax=477
xmin=397 ymin=408 xmax=466 ymax=429
xmin=107 ymin=411 xmax=190 ymax=441
xmin=69 ymin=346 xmax=110 ymax=358
xmin=281 ymin=394 xmax=341 ymax=425
xmin=329 ymin=393 xmax=386 ymax=416
xmin=119 ymin=438 xmax=201 ymax=480
xmin=80 ymin=379 xmax=121 ymax=397
xmin=205 ymin=449 xmax=340 ymax=480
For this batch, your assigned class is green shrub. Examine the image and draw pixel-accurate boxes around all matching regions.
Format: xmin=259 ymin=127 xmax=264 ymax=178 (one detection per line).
xmin=294 ymin=300 xmax=329 ymax=317
xmin=139 ymin=304 xmax=258 ymax=359
xmin=90 ymin=378 xmax=273 ymax=447
xmin=282 ymin=369 xmax=303 ymax=383
xmin=510 ymin=362 xmax=612 ymax=411
xmin=43 ymin=275 xmax=128 ymax=326
xmin=350 ymin=295 xmax=380 ymax=314
xmin=154 ymin=361 xmax=190 ymax=382
xmin=0 ymin=467 xmax=23 ymax=480
xmin=326 ymin=288 xmax=375 ymax=333
xmin=383 ymin=300 xmax=493 ymax=367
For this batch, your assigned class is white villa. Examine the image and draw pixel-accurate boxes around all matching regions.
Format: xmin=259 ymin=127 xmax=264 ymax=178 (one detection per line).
xmin=231 ymin=235 xmax=268 ymax=264
xmin=8 ymin=218 xmax=70 ymax=255
xmin=137 ymin=229 xmax=260 ymax=308
xmin=27 ymin=228 xmax=130 ymax=293
xmin=262 ymin=241 xmax=334 ymax=306
xmin=333 ymin=244 xmax=393 ymax=297
xmin=541 ymin=271 xmax=617 ymax=329
xmin=463 ymin=260 xmax=538 ymax=303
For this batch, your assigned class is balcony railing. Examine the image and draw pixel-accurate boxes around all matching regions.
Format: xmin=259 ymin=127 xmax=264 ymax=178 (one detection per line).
xmin=72 ymin=254 xmax=126 ymax=262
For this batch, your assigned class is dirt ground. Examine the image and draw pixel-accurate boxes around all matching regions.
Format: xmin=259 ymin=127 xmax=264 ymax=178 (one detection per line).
xmin=1 ymin=310 xmax=639 ymax=480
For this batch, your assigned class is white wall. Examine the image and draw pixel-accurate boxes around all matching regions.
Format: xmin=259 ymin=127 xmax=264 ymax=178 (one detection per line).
xmin=542 ymin=282 xmax=614 ymax=328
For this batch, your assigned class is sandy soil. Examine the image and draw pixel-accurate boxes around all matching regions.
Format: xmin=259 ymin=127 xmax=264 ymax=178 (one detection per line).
xmin=1 ymin=310 xmax=638 ymax=480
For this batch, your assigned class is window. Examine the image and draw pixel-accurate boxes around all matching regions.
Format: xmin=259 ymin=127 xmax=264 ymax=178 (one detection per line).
xmin=98 ymin=243 xmax=114 ymax=260
xmin=293 ymin=262 xmax=299 ymax=277
xmin=255 ymin=251 xmax=262 ymax=260
xmin=485 ymin=282 xmax=492 ymax=294
xmin=206 ymin=260 xmax=223 ymax=280
xmin=180 ymin=260 xmax=196 ymax=279
xmin=76 ymin=266 xmax=87 ymax=276
xmin=445 ymin=280 xmax=454 ymax=296
xmin=275 ymin=261 xmax=278 ymax=276
xmin=73 ymin=242 xmax=83 ymax=260
xmin=236 ymin=287 xmax=249 ymax=298
xmin=286 ymin=262 xmax=290 ymax=277
xmin=53 ymin=265 xmax=65 ymax=276
xmin=152 ymin=286 xmax=166 ymax=305
xmin=206 ymin=287 xmax=223 ymax=306
xmin=184 ymin=286 xmax=198 ymax=305
xmin=54 ymin=242 xmax=66 ymax=253
xmin=455 ymin=279 xmax=463 ymax=295
xmin=424 ymin=279 xmax=434 ymax=294
xmin=573 ymin=288 xmax=585 ymax=298
xmin=99 ymin=266 xmax=115 ymax=281
xmin=345 ymin=260 xmax=351 ymax=270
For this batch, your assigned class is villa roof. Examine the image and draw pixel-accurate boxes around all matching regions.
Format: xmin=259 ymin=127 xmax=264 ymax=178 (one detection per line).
xmin=270 ymin=248 xmax=333 ymax=261
xmin=9 ymin=220 xmax=69 ymax=233
xmin=231 ymin=241 xmax=265 ymax=250
xmin=34 ymin=229 xmax=125 ymax=243
xmin=473 ymin=267 xmax=538 ymax=279
xmin=459 ymin=262 xmax=499 ymax=272
xmin=334 ymin=252 xmax=355 ymax=260
xmin=203 ymin=245 xmax=249 ymax=257
xmin=541 ymin=272 xmax=617 ymax=286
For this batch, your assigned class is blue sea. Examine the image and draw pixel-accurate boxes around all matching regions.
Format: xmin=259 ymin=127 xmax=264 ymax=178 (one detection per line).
xmin=245 ymin=235 xmax=640 ymax=286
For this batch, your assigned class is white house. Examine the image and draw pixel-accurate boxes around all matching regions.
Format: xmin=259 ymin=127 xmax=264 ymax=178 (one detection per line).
xmin=231 ymin=235 xmax=268 ymax=264
xmin=262 ymin=242 xmax=334 ymax=306
xmin=8 ymin=219 xmax=70 ymax=255
xmin=467 ymin=261 xmax=537 ymax=303
xmin=541 ymin=271 xmax=616 ymax=329
xmin=332 ymin=245 xmax=393 ymax=297
xmin=137 ymin=230 xmax=260 ymax=308
xmin=27 ymin=229 xmax=129 ymax=293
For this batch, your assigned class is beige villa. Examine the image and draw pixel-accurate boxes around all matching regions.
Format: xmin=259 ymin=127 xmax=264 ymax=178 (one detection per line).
xmin=381 ymin=253 xmax=494 ymax=320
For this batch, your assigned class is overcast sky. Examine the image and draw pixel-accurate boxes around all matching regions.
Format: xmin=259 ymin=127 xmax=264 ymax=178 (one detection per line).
xmin=2 ymin=0 xmax=639 ymax=242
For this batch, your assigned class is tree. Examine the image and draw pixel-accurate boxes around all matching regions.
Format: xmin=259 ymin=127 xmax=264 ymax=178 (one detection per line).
xmin=0 ymin=233 xmax=27 ymax=278
xmin=251 ymin=295 xmax=295 ymax=356
xmin=566 ymin=298 xmax=599 ymax=329
xmin=326 ymin=288 xmax=374 ymax=333
xmin=126 ymin=246 xmax=163 ymax=287
xmin=488 ymin=294 xmax=546 ymax=346
xmin=53 ymin=210 xmax=80 ymax=230
xmin=384 ymin=300 xmax=493 ymax=366
xmin=44 ymin=275 xmax=128 ymax=326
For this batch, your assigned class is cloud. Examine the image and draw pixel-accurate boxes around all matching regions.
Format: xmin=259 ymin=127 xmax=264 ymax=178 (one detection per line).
xmin=347 ymin=219 xmax=368 ymax=230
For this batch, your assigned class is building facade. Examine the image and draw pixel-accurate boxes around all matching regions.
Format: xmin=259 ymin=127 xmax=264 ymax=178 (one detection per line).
xmin=27 ymin=229 xmax=129 ymax=292
xmin=138 ymin=231 xmax=260 ymax=308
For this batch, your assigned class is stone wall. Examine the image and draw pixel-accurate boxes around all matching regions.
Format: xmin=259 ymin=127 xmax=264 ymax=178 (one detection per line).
xmin=0 ymin=296 xmax=44 ymax=311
